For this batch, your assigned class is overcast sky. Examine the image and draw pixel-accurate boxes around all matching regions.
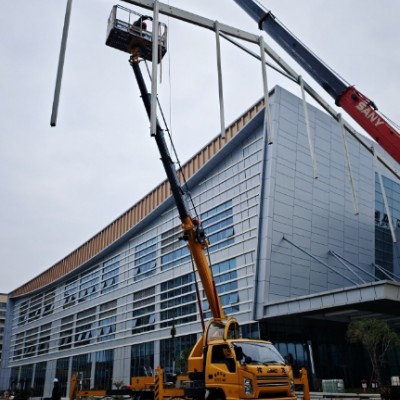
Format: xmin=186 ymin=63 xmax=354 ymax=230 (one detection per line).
xmin=1 ymin=0 xmax=400 ymax=294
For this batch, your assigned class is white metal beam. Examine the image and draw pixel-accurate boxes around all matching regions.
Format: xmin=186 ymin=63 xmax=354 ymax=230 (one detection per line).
xmin=258 ymin=36 xmax=273 ymax=144
xmin=121 ymin=0 xmax=260 ymax=43
xmin=214 ymin=21 xmax=226 ymax=139
xmin=50 ymin=0 xmax=73 ymax=127
xmin=299 ymin=75 xmax=318 ymax=179
xmin=120 ymin=0 xmax=400 ymax=180
xmin=150 ymin=0 xmax=160 ymax=136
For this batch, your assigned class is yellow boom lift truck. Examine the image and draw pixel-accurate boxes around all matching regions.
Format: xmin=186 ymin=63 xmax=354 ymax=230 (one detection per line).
xmin=71 ymin=5 xmax=310 ymax=400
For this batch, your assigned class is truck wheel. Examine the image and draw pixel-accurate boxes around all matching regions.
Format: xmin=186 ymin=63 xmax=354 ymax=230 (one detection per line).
xmin=209 ymin=390 xmax=225 ymax=400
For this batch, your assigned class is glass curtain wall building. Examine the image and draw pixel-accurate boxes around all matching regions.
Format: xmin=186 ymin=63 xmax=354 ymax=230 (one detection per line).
xmin=1 ymin=86 xmax=400 ymax=396
xmin=0 ymin=293 xmax=7 ymax=384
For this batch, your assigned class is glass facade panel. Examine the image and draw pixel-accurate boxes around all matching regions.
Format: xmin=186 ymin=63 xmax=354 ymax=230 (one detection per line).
xmin=95 ymin=350 xmax=114 ymax=390
xmin=13 ymin=333 xmax=24 ymax=360
xmin=160 ymin=274 xmax=197 ymax=328
xmin=23 ymin=328 xmax=38 ymax=358
xmin=102 ymin=255 xmax=120 ymax=294
xmin=135 ymin=238 xmax=157 ymax=280
xmin=374 ymin=174 xmax=400 ymax=276
xmin=79 ymin=268 xmax=100 ymax=302
xmin=201 ymin=200 xmax=234 ymax=251
xmin=132 ymin=287 xmax=155 ymax=334
xmin=19 ymin=364 xmax=33 ymax=391
xmin=33 ymin=361 xmax=47 ymax=397
xmin=17 ymin=290 xmax=55 ymax=326
xmin=28 ymin=294 xmax=42 ymax=322
xmin=38 ymin=323 xmax=51 ymax=355
xmin=55 ymin=358 xmax=69 ymax=397
xmin=75 ymin=308 xmax=96 ymax=347
xmin=160 ymin=334 xmax=197 ymax=374
xmin=98 ymin=300 xmax=117 ymax=342
xmin=59 ymin=316 xmax=73 ymax=350
xmin=18 ymin=301 xmax=28 ymax=326
xmin=203 ymin=258 xmax=238 ymax=318
xmin=275 ymin=342 xmax=309 ymax=376
xmin=72 ymin=354 xmax=92 ymax=390
xmin=10 ymin=366 xmax=19 ymax=391
xmin=43 ymin=290 xmax=55 ymax=316
xmin=64 ymin=279 xmax=78 ymax=309
xmin=131 ymin=342 xmax=154 ymax=377
xmin=98 ymin=315 xmax=116 ymax=342
xmin=161 ymin=226 xmax=190 ymax=271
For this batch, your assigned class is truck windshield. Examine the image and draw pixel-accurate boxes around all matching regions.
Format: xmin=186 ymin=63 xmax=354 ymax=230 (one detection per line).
xmin=233 ymin=341 xmax=285 ymax=365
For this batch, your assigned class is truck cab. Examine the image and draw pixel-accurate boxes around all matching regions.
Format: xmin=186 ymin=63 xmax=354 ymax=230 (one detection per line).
xmin=205 ymin=339 xmax=295 ymax=400
xmin=185 ymin=319 xmax=296 ymax=400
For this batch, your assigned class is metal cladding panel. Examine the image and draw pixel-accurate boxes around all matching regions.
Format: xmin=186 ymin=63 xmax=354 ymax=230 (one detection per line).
xmin=258 ymin=86 xmax=376 ymax=309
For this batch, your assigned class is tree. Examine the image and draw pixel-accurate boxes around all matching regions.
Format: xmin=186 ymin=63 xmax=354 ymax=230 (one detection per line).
xmin=346 ymin=319 xmax=400 ymax=385
xmin=174 ymin=347 xmax=192 ymax=374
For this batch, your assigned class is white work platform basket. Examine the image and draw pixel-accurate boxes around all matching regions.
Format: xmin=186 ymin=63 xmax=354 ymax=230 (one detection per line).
xmin=106 ymin=5 xmax=167 ymax=62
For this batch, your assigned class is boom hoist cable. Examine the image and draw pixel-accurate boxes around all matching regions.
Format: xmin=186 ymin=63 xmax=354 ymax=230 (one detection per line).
xmin=143 ymin=60 xmax=209 ymax=330
xmin=141 ymin=60 xmax=203 ymax=232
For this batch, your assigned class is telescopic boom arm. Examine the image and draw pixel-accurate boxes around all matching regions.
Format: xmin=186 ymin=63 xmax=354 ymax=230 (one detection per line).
xmin=233 ymin=0 xmax=400 ymax=164
xmin=130 ymin=57 xmax=226 ymax=321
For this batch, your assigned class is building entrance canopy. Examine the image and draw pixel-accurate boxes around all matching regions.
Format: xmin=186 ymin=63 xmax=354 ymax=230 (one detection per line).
xmin=263 ymin=281 xmax=400 ymax=329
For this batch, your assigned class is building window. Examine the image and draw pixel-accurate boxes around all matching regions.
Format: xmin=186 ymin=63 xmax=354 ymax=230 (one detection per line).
xmin=132 ymin=287 xmax=155 ymax=335
xmin=95 ymin=350 xmax=114 ymax=390
xmin=72 ymin=354 xmax=92 ymax=390
xmin=131 ymin=342 xmax=154 ymax=377
xmin=79 ymin=268 xmax=100 ymax=302
xmin=38 ymin=323 xmax=51 ymax=355
xmin=160 ymin=334 xmax=197 ymax=374
xmin=375 ymin=227 xmax=394 ymax=277
xmin=59 ymin=316 xmax=74 ymax=350
xmin=13 ymin=333 xmax=24 ymax=360
xmin=241 ymin=322 xmax=261 ymax=339
xmin=134 ymin=238 xmax=157 ymax=280
xmin=33 ymin=361 xmax=47 ymax=397
xmin=220 ymin=292 xmax=239 ymax=309
xmin=19 ymin=364 xmax=33 ymax=391
xmin=16 ymin=290 xmax=55 ymax=326
xmin=28 ymin=294 xmax=42 ymax=322
xmin=43 ymin=290 xmax=55 ymax=316
xmin=98 ymin=315 xmax=116 ymax=341
xmin=202 ymin=258 xmax=239 ymax=318
xmin=102 ymin=255 xmax=120 ymax=294
xmin=75 ymin=308 xmax=96 ymax=347
xmin=160 ymin=226 xmax=191 ymax=271
xmin=98 ymin=300 xmax=117 ymax=342
xmin=18 ymin=300 xmax=28 ymax=326
xmin=374 ymin=174 xmax=400 ymax=276
xmin=64 ymin=279 xmax=78 ymax=308
xmin=56 ymin=357 xmax=69 ymax=397
xmin=23 ymin=327 xmax=38 ymax=358
xmin=201 ymin=200 xmax=234 ymax=251
xmin=9 ymin=366 xmax=19 ymax=391
xmin=160 ymin=274 xmax=197 ymax=328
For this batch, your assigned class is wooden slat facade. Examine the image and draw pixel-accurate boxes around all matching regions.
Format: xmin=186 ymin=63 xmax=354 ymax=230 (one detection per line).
xmin=10 ymin=99 xmax=265 ymax=298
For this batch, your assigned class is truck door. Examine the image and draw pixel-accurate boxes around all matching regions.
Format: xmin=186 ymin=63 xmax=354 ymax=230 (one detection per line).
xmin=206 ymin=344 xmax=240 ymax=398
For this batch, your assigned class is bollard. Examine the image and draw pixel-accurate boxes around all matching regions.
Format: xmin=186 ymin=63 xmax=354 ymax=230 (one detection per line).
xmin=361 ymin=379 xmax=367 ymax=393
